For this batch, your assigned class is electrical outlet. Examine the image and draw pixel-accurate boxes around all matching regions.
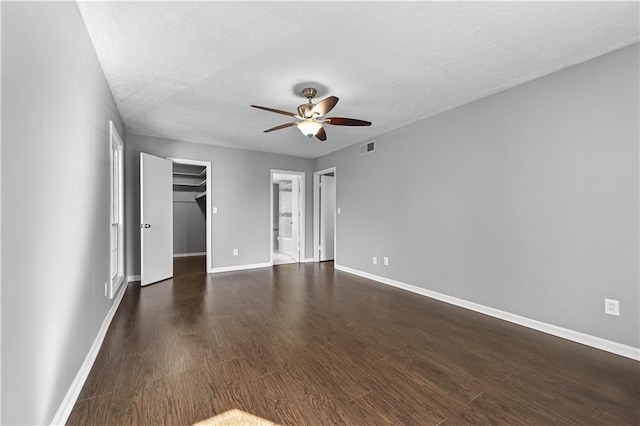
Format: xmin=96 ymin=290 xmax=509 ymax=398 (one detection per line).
xmin=213 ymin=207 xmax=218 ymax=214
xmin=233 ymin=248 xmax=238 ymax=256
xmin=383 ymin=256 xmax=389 ymax=266
xmin=605 ymin=298 xmax=619 ymax=316
xmin=104 ymin=282 xmax=108 ymax=297
xmin=372 ymin=256 xmax=377 ymax=265
xmin=337 ymin=207 xmax=341 ymax=214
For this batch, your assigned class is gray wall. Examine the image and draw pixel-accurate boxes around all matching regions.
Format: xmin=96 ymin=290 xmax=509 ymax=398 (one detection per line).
xmin=1 ymin=2 xmax=125 ymax=424
xmin=125 ymin=134 xmax=315 ymax=275
xmin=173 ymin=191 xmax=207 ymax=255
xmin=315 ymin=44 xmax=639 ymax=348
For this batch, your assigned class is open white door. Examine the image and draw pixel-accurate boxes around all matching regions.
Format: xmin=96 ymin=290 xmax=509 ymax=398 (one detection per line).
xmin=319 ymin=175 xmax=335 ymax=261
xmin=140 ymin=153 xmax=173 ymax=286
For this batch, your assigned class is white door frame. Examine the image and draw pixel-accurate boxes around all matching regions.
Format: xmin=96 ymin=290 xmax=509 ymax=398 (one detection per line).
xmin=313 ymin=167 xmax=337 ymax=262
xmin=270 ymin=169 xmax=306 ymax=264
xmin=109 ymin=121 xmax=125 ymax=298
xmin=168 ymin=157 xmax=213 ymax=273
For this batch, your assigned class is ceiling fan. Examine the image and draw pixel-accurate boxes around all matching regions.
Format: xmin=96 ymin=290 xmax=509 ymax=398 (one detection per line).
xmin=251 ymin=88 xmax=371 ymax=141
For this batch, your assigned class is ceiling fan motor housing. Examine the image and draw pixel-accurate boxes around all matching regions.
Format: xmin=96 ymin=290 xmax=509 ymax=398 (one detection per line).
xmin=301 ymin=87 xmax=317 ymax=100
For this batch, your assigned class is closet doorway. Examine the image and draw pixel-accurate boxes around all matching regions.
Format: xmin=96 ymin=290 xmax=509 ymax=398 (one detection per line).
xmin=169 ymin=157 xmax=212 ymax=272
xmin=271 ymin=170 xmax=306 ymax=265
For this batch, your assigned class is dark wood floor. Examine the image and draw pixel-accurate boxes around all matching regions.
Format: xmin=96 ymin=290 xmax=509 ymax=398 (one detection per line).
xmin=68 ymin=257 xmax=639 ymax=425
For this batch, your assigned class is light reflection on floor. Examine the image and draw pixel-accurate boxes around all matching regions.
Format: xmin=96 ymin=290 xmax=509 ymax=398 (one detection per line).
xmin=272 ymin=252 xmax=297 ymax=265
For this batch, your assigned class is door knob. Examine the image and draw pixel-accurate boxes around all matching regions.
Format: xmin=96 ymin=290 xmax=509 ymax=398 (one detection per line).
xmin=140 ymin=223 xmax=151 ymax=228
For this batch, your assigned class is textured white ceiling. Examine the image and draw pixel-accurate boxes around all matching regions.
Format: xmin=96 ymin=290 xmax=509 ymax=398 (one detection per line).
xmin=77 ymin=2 xmax=639 ymax=159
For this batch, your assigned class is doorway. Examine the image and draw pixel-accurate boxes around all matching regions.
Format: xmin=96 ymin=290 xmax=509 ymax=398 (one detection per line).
xmin=271 ymin=170 xmax=306 ymax=265
xmin=169 ymin=157 xmax=212 ymax=273
xmin=313 ymin=167 xmax=336 ymax=262
xmin=139 ymin=154 xmax=213 ymax=286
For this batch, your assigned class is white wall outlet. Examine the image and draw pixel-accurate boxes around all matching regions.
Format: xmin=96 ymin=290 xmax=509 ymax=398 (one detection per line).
xmin=372 ymin=256 xmax=377 ymax=265
xmin=383 ymin=256 xmax=389 ymax=266
xmin=104 ymin=282 xmax=108 ymax=297
xmin=213 ymin=207 xmax=218 ymax=214
xmin=233 ymin=248 xmax=239 ymax=256
xmin=604 ymin=298 xmax=620 ymax=316
xmin=337 ymin=207 xmax=341 ymax=214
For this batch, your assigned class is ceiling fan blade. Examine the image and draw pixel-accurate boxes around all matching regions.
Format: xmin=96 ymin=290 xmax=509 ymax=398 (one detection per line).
xmin=312 ymin=96 xmax=339 ymax=116
xmin=315 ymin=127 xmax=327 ymax=141
xmin=263 ymin=122 xmax=298 ymax=133
xmin=251 ymin=104 xmax=297 ymax=117
xmin=324 ymin=117 xmax=371 ymax=126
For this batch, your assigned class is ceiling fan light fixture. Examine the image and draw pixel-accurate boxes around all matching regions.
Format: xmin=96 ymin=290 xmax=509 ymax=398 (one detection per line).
xmin=297 ymin=119 xmax=322 ymax=138
xmin=251 ymin=87 xmax=371 ymax=141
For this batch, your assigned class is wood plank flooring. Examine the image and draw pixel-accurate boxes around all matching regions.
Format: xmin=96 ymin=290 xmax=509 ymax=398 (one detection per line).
xmin=68 ymin=257 xmax=639 ymax=425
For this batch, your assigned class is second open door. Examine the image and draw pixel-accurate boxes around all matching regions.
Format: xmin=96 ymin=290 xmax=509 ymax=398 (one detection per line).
xmin=319 ymin=174 xmax=335 ymax=261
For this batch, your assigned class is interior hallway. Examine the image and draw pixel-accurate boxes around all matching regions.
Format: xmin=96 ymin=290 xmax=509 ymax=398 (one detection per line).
xmin=67 ymin=258 xmax=639 ymax=425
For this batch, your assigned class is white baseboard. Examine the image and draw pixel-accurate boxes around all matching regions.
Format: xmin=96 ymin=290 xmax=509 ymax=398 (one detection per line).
xmin=50 ymin=280 xmax=128 ymax=425
xmin=301 ymin=257 xmax=315 ymax=263
xmin=208 ymin=262 xmax=272 ymax=274
xmin=335 ymin=264 xmax=640 ymax=361
xmin=173 ymin=252 xmax=206 ymax=258
xmin=126 ymin=275 xmax=141 ymax=282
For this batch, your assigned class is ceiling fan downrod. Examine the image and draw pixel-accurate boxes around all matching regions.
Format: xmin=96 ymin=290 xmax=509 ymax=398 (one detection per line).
xmin=298 ymin=88 xmax=317 ymax=118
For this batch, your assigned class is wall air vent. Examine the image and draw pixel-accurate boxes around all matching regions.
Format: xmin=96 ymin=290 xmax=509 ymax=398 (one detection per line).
xmin=359 ymin=141 xmax=375 ymax=155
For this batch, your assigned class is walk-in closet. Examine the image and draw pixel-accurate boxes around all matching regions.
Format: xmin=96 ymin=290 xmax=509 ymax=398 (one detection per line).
xmin=172 ymin=163 xmax=207 ymax=258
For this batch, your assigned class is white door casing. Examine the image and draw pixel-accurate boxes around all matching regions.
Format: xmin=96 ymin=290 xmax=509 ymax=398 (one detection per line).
xmin=140 ymin=153 xmax=173 ymax=286
xmin=280 ymin=177 xmax=300 ymax=262
xmin=167 ymin=157 xmax=213 ymax=272
xmin=271 ymin=170 xmax=306 ymax=264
